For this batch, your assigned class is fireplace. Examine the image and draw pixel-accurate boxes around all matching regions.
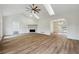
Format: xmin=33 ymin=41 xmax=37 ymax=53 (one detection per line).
xmin=30 ymin=29 xmax=35 ymax=32
xmin=28 ymin=24 xmax=37 ymax=33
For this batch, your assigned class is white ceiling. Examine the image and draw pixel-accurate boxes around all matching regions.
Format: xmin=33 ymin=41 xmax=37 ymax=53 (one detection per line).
xmin=0 ymin=4 xmax=79 ymax=20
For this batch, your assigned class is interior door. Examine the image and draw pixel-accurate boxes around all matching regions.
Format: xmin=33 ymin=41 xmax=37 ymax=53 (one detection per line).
xmin=51 ymin=19 xmax=67 ymax=35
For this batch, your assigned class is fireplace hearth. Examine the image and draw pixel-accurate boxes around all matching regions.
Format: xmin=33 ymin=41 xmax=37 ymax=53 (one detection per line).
xmin=30 ymin=29 xmax=35 ymax=32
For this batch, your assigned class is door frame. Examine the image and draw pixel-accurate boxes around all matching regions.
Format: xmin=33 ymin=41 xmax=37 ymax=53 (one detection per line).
xmin=50 ymin=18 xmax=67 ymax=34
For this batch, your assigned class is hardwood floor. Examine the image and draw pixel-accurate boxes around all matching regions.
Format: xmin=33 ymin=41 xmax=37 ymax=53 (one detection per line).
xmin=1 ymin=33 xmax=79 ymax=54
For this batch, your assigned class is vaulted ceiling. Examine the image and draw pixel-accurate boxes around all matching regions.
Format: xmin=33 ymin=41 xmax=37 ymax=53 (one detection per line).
xmin=0 ymin=4 xmax=79 ymax=20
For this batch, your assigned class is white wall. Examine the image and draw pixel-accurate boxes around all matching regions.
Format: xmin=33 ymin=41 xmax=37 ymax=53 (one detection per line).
xmin=50 ymin=14 xmax=79 ymax=40
xmin=3 ymin=13 xmax=79 ymax=40
xmin=51 ymin=14 xmax=79 ymax=40
xmin=65 ymin=14 xmax=79 ymax=40
xmin=3 ymin=14 xmax=51 ymax=35
xmin=0 ymin=16 xmax=3 ymax=40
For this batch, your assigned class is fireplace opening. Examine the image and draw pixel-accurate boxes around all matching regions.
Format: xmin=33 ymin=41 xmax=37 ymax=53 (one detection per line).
xmin=30 ymin=29 xmax=35 ymax=32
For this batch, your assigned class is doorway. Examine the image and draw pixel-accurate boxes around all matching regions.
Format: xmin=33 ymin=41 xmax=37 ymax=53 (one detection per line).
xmin=50 ymin=18 xmax=67 ymax=35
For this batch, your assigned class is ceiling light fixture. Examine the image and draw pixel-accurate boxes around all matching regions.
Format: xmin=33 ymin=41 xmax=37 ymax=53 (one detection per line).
xmin=25 ymin=4 xmax=40 ymax=19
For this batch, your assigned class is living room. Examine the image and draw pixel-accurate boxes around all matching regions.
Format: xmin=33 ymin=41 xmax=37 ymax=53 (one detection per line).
xmin=0 ymin=4 xmax=79 ymax=54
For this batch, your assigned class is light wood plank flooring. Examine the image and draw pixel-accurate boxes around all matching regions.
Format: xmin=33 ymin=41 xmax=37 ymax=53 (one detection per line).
xmin=1 ymin=33 xmax=79 ymax=54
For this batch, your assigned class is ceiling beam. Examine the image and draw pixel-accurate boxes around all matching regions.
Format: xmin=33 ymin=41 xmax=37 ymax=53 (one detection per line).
xmin=43 ymin=4 xmax=55 ymax=16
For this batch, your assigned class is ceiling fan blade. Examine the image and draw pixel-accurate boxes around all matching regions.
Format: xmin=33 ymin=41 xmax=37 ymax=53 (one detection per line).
xmin=25 ymin=7 xmax=30 ymax=10
xmin=32 ymin=4 xmax=34 ymax=6
xmin=25 ymin=9 xmax=30 ymax=11
xmin=34 ymin=6 xmax=37 ymax=9
xmin=32 ymin=4 xmax=35 ymax=8
xmin=29 ymin=5 xmax=32 ymax=9
xmin=33 ymin=13 xmax=39 ymax=19
xmin=35 ymin=10 xmax=39 ymax=13
xmin=36 ymin=9 xmax=40 ymax=11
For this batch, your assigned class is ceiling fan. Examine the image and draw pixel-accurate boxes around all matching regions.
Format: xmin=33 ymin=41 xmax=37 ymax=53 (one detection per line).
xmin=25 ymin=4 xmax=41 ymax=14
xmin=25 ymin=4 xmax=40 ymax=19
xmin=25 ymin=4 xmax=55 ymax=19
xmin=31 ymin=4 xmax=41 ymax=13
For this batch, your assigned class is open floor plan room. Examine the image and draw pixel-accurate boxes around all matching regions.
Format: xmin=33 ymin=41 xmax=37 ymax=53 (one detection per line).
xmin=0 ymin=4 xmax=79 ymax=54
